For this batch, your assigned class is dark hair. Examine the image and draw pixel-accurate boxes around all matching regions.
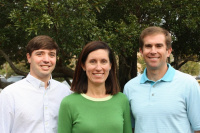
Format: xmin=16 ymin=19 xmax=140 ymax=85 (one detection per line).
xmin=71 ymin=41 xmax=120 ymax=95
xmin=26 ymin=35 xmax=59 ymax=55
xmin=139 ymin=26 xmax=172 ymax=50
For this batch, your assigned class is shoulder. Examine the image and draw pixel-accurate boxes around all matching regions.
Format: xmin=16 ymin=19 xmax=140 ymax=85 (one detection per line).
xmin=111 ymin=93 xmax=130 ymax=109
xmin=174 ymin=70 xmax=198 ymax=83
xmin=1 ymin=79 xmax=27 ymax=94
xmin=112 ymin=92 xmax=129 ymax=102
xmin=114 ymin=92 xmax=127 ymax=98
xmin=61 ymin=93 xmax=81 ymax=104
xmin=51 ymin=79 xmax=72 ymax=94
xmin=51 ymin=79 xmax=67 ymax=87
xmin=124 ymin=74 xmax=142 ymax=90
xmin=125 ymin=75 xmax=141 ymax=86
xmin=60 ymin=93 xmax=83 ymax=110
xmin=173 ymin=70 xmax=199 ymax=92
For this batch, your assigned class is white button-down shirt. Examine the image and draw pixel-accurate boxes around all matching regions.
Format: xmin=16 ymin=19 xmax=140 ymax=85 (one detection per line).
xmin=0 ymin=74 xmax=72 ymax=133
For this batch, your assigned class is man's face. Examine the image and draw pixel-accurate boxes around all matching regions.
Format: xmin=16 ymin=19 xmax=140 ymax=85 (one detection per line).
xmin=27 ymin=49 xmax=56 ymax=81
xmin=139 ymin=34 xmax=172 ymax=71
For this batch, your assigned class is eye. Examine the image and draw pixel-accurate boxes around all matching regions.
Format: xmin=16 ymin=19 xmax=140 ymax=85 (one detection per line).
xmin=89 ymin=59 xmax=96 ymax=64
xmin=156 ymin=44 xmax=163 ymax=48
xmin=144 ymin=44 xmax=152 ymax=48
xmin=36 ymin=52 xmax=42 ymax=56
xmin=101 ymin=59 xmax=108 ymax=64
xmin=49 ymin=53 xmax=56 ymax=57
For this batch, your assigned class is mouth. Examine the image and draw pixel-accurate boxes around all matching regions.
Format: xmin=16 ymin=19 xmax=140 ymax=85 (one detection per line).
xmin=93 ymin=73 xmax=104 ymax=76
xmin=40 ymin=65 xmax=50 ymax=70
xmin=148 ymin=56 xmax=160 ymax=59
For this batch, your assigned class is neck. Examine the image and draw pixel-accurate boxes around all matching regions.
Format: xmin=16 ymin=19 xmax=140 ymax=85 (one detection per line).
xmin=30 ymin=72 xmax=50 ymax=89
xmin=86 ymin=83 xmax=108 ymax=98
xmin=40 ymin=78 xmax=50 ymax=89
xmin=146 ymin=65 xmax=168 ymax=82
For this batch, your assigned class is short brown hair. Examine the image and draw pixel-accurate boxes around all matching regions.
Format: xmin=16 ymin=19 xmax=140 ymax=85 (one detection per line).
xmin=71 ymin=41 xmax=120 ymax=95
xmin=139 ymin=26 xmax=172 ymax=50
xmin=26 ymin=35 xmax=59 ymax=55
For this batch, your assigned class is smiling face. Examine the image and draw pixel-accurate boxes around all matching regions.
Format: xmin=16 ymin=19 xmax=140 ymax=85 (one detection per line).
xmin=82 ymin=49 xmax=112 ymax=86
xmin=27 ymin=49 xmax=56 ymax=81
xmin=140 ymin=34 xmax=172 ymax=71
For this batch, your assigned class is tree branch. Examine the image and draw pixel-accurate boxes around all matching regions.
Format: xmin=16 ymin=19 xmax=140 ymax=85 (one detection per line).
xmin=0 ymin=49 xmax=28 ymax=76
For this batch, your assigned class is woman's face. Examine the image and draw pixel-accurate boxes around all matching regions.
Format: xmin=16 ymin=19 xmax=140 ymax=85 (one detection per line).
xmin=82 ymin=49 xmax=112 ymax=86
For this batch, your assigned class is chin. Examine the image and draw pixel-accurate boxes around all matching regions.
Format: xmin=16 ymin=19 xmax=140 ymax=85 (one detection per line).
xmin=92 ymin=80 xmax=105 ymax=84
xmin=40 ymin=72 xmax=51 ymax=77
xmin=146 ymin=64 xmax=157 ymax=69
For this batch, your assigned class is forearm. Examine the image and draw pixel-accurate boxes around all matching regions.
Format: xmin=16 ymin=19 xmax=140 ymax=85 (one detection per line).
xmin=194 ymin=131 xmax=200 ymax=133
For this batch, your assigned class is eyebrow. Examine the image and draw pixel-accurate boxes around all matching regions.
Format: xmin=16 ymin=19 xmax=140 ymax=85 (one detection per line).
xmin=35 ymin=51 xmax=44 ymax=53
xmin=155 ymin=43 xmax=164 ymax=45
xmin=34 ymin=51 xmax=56 ymax=54
xmin=144 ymin=43 xmax=164 ymax=46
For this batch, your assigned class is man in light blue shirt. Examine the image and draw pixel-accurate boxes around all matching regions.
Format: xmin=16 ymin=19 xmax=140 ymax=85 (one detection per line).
xmin=124 ymin=26 xmax=200 ymax=133
xmin=0 ymin=35 xmax=72 ymax=133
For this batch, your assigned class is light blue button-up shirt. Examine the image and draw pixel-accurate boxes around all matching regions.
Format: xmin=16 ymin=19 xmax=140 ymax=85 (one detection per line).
xmin=0 ymin=74 xmax=72 ymax=133
xmin=124 ymin=64 xmax=200 ymax=133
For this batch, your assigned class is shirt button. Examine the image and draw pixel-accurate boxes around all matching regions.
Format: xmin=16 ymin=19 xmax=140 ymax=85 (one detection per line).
xmin=152 ymin=93 xmax=154 ymax=96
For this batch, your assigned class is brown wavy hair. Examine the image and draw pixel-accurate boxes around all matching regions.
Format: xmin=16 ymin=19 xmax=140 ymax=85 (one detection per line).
xmin=26 ymin=35 xmax=59 ymax=55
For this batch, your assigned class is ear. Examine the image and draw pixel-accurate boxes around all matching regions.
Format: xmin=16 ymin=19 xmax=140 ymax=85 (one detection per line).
xmin=27 ymin=53 xmax=31 ymax=63
xmin=167 ymin=48 xmax=172 ymax=57
xmin=81 ymin=64 xmax=86 ymax=71
xmin=139 ymin=48 xmax=143 ymax=56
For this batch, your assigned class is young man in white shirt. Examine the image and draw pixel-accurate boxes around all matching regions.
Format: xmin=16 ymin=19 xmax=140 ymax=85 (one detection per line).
xmin=0 ymin=35 xmax=72 ymax=133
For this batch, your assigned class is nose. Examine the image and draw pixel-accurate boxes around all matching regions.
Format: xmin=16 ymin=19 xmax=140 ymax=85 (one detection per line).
xmin=150 ymin=46 xmax=157 ymax=54
xmin=43 ymin=54 xmax=50 ymax=63
xmin=95 ymin=62 xmax=102 ymax=71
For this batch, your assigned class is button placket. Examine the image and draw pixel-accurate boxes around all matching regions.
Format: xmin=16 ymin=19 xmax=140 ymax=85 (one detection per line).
xmin=152 ymin=85 xmax=155 ymax=97
xmin=40 ymin=82 xmax=50 ymax=132
xmin=149 ymin=83 xmax=156 ymax=103
xmin=44 ymin=90 xmax=49 ymax=132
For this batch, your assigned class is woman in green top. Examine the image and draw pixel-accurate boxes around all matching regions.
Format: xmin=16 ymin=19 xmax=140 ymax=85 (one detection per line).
xmin=58 ymin=41 xmax=132 ymax=133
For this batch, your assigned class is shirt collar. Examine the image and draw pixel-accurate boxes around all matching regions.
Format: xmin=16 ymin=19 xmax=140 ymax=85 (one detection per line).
xmin=140 ymin=63 xmax=175 ymax=84
xmin=26 ymin=73 xmax=52 ymax=89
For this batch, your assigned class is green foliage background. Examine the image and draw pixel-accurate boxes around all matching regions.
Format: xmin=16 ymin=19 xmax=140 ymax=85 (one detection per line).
xmin=0 ymin=0 xmax=199 ymax=88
